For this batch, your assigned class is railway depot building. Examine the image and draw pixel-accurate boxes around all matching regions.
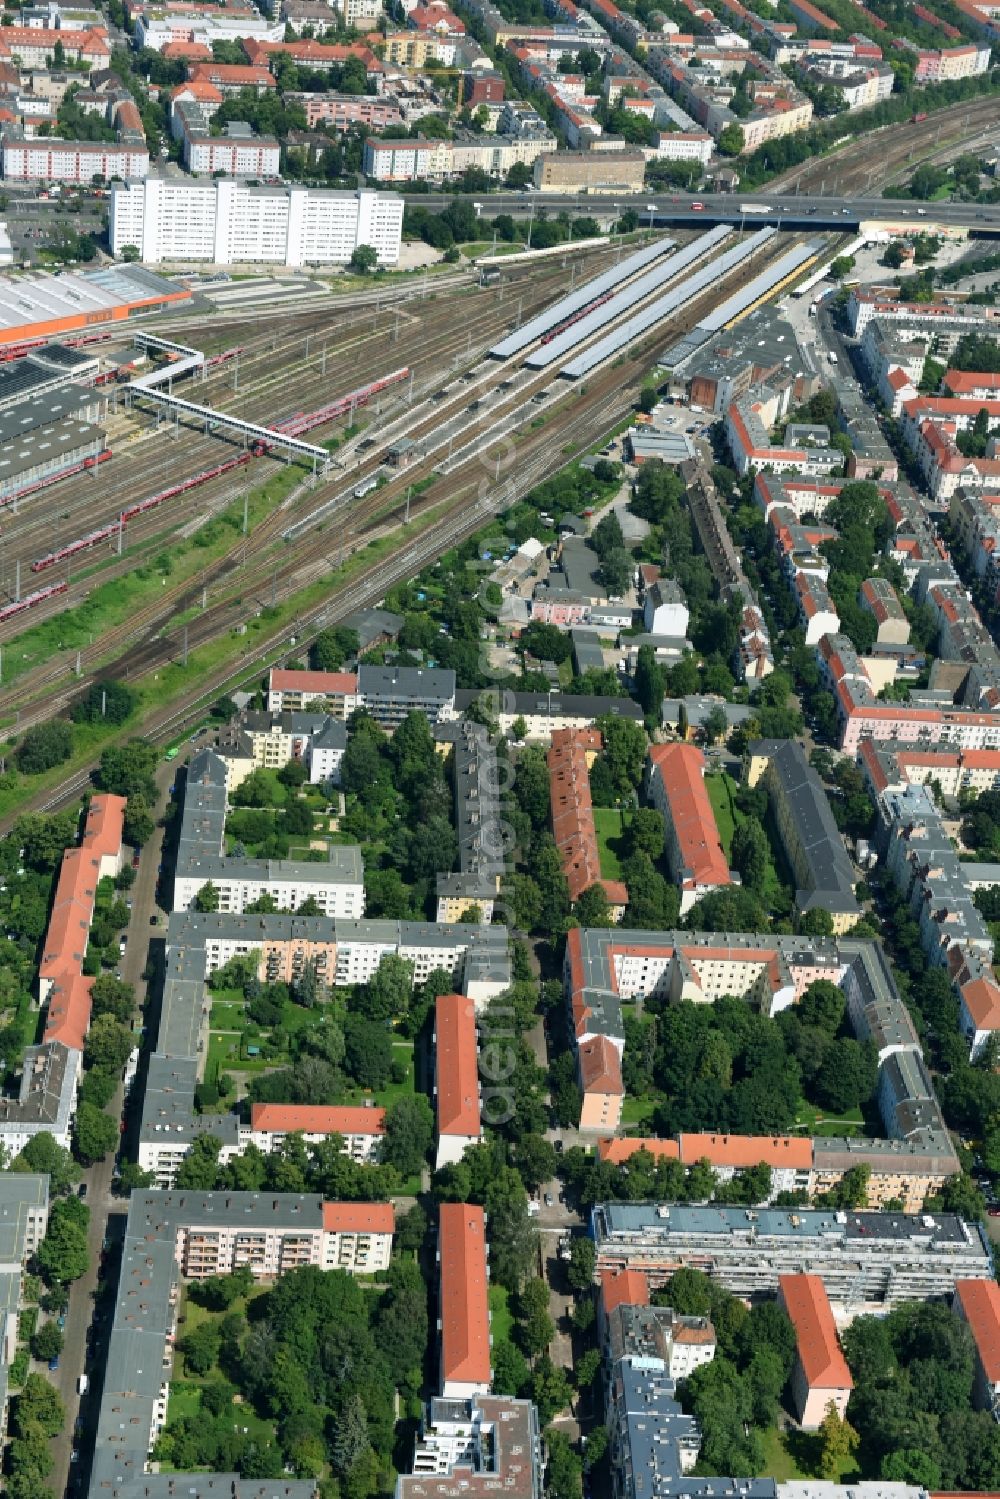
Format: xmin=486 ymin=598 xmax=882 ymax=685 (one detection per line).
xmin=110 ymin=177 xmax=405 ymax=267
xmin=590 ymin=1202 xmax=993 ymax=1306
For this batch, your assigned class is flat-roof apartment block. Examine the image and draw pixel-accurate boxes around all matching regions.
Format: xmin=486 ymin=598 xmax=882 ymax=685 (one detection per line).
xmin=592 ymin=1202 xmax=993 ymax=1304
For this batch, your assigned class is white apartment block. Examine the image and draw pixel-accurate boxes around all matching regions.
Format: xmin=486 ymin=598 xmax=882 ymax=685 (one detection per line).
xmin=242 ymin=1102 xmax=386 ymax=1161
xmin=363 ymin=135 xmax=453 ymax=180
xmin=3 ymin=136 xmax=148 ymax=181
xmin=110 ymin=177 xmax=403 ymax=266
xmin=322 ymin=1203 xmax=394 ymax=1273
xmin=186 ymin=131 xmax=280 ymax=177
xmin=135 ymin=10 xmax=284 ymax=49
xmin=650 ymin=130 xmax=713 ymax=164
xmin=173 ymin=857 xmax=365 ymax=918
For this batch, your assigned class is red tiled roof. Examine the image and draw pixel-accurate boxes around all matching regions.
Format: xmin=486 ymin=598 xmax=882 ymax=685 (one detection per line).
xmin=439 ymin=1203 xmax=492 ymax=1389
xmin=943 ymin=370 xmax=1000 ymax=397
xmin=43 ymin=972 xmax=93 ymax=1052
xmin=548 ymin=730 xmax=629 ymax=909
xmin=39 ymin=848 xmax=99 ymax=984
xmin=322 ymin=1201 xmax=394 ymax=1233
xmin=251 ymin=1103 xmax=385 ymax=1135
xmin=601 ymin=1267 xmax=649 ymax=1313
xmin=597 ymin=1136 xmax=680 ymax=1163
xmin=436 ymin=993 xmax=481 ymax=1140
xmin=779 ymin=1274 xmax=853 ymax=1390
xmin=162 ymin=38 xmax=213 ymax=57
xmin=172 ymin=79 xmax=224 ymax=102
xmin=83 ymin=794 xmax=126 ymax=862
xmin=578 ymin=1035 xmax=623 ymax=1096
xmin=955 ymin=1279 xmax=1000 ymax=1384
xmin=679 ymin=1133 xmax=813 ymax=1169
xmin=190 ymin=62 xmax=276 ymax=86
xmin=960 ymin=976 xmax=1000 ymax=1031
xmin=647 ymin=744 xmax=731 ymax=890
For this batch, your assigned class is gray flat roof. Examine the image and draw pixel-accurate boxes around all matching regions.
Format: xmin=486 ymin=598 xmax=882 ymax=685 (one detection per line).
xmin=0 ymin=418 xmax=104 ymax=487
xmin=595 ymin=1202 xmax=972 ymax=1245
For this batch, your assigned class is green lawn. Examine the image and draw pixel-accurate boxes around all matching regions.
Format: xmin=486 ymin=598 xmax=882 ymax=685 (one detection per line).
xmin=593 ymin=808 xmax=632 ymax=881
xmin=704 ymin=771 xmax=790 ymax=913
xmin=338 ymin=1037 xmax=416 ymax=1109
xmin=792 ymin=1099 xmax=864 ymax=1138
xmin=620 ymin=1096 xmax=658 ymax=1128
xmin=760 ymin=1425 xmax=859 ymax=1483
xmin=705 ymin=772 xmax=739 ymax=859
xmin=211 ymin=1001 xmax=246 ymax=1030
xmin=206 ymin=1031 xmax=272 ymax=1079
xmin=489 ymin=1284 xmax=514 ymax=1345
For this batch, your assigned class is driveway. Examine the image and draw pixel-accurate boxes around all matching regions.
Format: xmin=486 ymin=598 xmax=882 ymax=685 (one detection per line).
xmin=53 ymin=757 xmax=173 ymax=1495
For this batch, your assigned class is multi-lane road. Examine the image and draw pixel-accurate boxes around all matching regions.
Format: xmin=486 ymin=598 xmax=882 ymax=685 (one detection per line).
xmin=406 ymin=191 xmax=1000 ymax=234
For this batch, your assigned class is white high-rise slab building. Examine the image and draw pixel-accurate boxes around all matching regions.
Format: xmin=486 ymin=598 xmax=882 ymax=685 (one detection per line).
xmin=110 ymin=177 xmax=403 ymax=267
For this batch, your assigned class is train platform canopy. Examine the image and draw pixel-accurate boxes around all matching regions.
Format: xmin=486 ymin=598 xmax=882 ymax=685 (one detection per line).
xmin=488 ymin=235 xmax=676 ymax=361
xmin=0 ymin=266 xmax=190 ymax=347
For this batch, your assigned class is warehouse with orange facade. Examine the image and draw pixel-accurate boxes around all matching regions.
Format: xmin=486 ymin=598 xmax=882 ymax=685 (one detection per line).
xmin=0 ymin=264 xmax=190 ymax=349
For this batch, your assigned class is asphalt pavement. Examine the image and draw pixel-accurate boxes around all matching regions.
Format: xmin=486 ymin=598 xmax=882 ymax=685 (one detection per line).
xmin=51 ymin=758 xmax=173 ymax=1497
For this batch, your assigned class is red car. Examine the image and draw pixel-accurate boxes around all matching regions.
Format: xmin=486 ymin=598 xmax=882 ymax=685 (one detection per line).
xmin=690 ymin=201 xmax=705 ymax=211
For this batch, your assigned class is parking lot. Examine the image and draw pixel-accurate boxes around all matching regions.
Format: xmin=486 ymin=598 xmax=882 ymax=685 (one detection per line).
xmin=2 ymin=191 xmax=107 ymax=265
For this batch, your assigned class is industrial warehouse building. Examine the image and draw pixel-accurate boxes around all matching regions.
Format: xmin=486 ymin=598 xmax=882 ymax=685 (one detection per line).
xmin=110 ymin=177 xmax=404 ymax=267
xmin=0 ymin=264 xmax=190 ymax=348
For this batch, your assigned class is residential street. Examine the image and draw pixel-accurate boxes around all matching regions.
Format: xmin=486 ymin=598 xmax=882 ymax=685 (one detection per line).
xmin=52 ymin=757 xmax=174 ymax=1496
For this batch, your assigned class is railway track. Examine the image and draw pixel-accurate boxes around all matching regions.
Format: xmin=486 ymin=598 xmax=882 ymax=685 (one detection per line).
xmin=0 ymin=251 xmax=601 ymax=627
xmin=4 ymin=337 xmax=646 ymax=828
xmin=0 ymin=231 xmax=806 ymax=737
xmin=770 ymin=97 xmax=1000 ymax=197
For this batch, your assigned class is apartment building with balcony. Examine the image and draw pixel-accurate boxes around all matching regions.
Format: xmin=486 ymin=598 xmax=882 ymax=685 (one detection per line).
xmin=90 ymin=1189 xmax=383 ymax=1495
xmin=323 ymin=1201 xmax=394 ymax=1272
xmin=242 ymin=1102 xmax=386 ymax=1161
xmin=139 ymin=911 xmax=510 ymax=1185
xmin=591 ymin=1201 xmax=993 ymax=1303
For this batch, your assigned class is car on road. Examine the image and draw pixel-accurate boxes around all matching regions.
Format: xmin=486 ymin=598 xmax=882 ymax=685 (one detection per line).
xmin=48 ymin=1356 xmax=59 ymax=1371
xmin=690 ymin=202 xmax=704 ymax=211
xmin=544 ymin=1193 xmax=553 ymax=1207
